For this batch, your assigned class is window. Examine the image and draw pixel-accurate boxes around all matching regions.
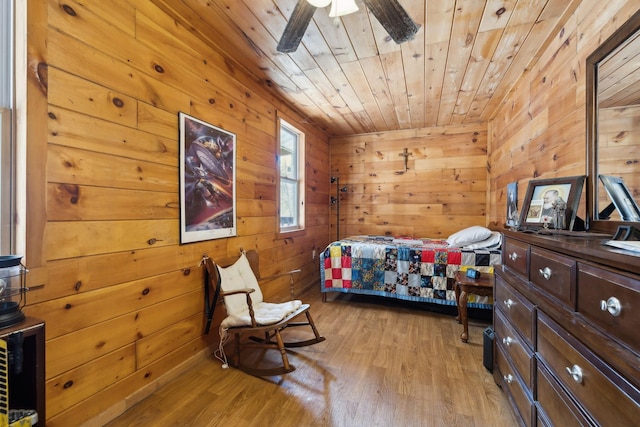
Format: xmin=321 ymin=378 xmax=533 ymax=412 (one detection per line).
xmin=0 ymin=0 xmax=14 ymax=254
xmin=278 ymin=118 xmax=305 ymax=233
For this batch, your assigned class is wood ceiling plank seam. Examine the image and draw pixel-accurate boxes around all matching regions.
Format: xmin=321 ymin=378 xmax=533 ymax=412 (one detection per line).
xmin=477 ymin=0 xmax=518 ymax=32
xmin=341 ymin=7 xmax=379 ymax=59
xmin=310 ymin=7 xmax=359 ymax=63
xmin=437 ymin=0 xmax=486 ymax=126
xmin=402 ymin=43 xmax=427 ymax=129
xmin=380 ymin=51 xmax=412 ymax=128
xmin=451 ymin=28 xmax=504 ymax=124
xmin=339 ymin=61 xmax=384 ymax=132
xmin=400 ymin=0 xmax=427 ymax=130
xmin=300 ymin=65 xmax=371 ymax=133
xmin=451 ymin=0 xmax=514 ymax=124
xmin=424 ymin=0 xmax=456 ymax=127
xmin=301 ymin=67 xmax=349 ymax=109
xmin=359 ymin=55 xmax=401 ymax=130
xmin=289 ymin=72 xmax=348 ymax=119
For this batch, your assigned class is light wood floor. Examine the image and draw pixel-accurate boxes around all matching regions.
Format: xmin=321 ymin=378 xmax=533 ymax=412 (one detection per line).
xmin=105 ymin=289 xmax=516 ymax=427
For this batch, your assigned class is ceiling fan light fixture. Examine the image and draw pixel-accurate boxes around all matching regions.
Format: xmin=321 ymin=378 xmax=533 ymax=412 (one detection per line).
xmin=329 ymin=0 xmax=359 ymax=17
xmin=306 ymin=0 xmax=331 ymax=7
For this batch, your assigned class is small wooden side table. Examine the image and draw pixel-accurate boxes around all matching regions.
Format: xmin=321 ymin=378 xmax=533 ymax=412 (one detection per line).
xmin=454 ymin=271 xmax=494 ymax=343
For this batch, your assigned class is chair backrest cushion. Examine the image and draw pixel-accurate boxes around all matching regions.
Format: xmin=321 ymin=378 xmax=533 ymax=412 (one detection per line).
xmin=217 ymin=252 xmax=264 ymax=315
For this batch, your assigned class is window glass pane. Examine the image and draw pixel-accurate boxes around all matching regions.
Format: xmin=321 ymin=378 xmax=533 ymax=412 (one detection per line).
xmin=278 ymin=119 xmax=304 ymax=232
xmin=280 ymin=126 xmax=297 ymax=180
xmin=0 ymin=0 xmax=13 ymax=254
xmin=280 ymin=179 xmax=298 ymax=227
xmin=0 ymin=0 xmax=12 ymax=108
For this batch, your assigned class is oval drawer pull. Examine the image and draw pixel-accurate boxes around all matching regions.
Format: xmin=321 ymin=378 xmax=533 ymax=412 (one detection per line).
xmin=503 ymin=374 xmax=514 ymax=384
xmin=508 ymin=252 xmax=518 ymax=261
xmin=565 ymin=364 xmax=583 ymax=383
xmin=600 ymin=297 xmax=622 ymax=316
xmin=503 ymin=299 xmax=514 ymax=309
xmin=538 ymin=267 xmax=552 ymax=280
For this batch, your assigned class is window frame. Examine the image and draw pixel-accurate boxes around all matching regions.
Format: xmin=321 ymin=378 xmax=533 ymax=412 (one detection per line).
xmin=0 ymin=0 xmax=15 ymax=255
xmin=277 ymin=117 xmax=305 ymax=235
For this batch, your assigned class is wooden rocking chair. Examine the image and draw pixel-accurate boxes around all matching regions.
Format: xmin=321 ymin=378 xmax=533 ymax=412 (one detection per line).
xmin=202 ymin=250 xmax=325 ymax=376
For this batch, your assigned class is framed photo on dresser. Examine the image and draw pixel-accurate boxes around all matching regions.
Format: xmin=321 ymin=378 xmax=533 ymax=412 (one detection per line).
xmin=518 ymin=176 xmax=585 ymax=231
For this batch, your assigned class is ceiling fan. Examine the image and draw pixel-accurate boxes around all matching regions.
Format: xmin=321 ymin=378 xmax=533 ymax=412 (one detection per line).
xmin=277 ymin=0 xmax=419 ymax=53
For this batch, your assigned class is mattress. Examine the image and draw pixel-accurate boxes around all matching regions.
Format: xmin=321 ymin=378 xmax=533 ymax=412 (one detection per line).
xmin=320 ymin=236 xmax=501 ymax=309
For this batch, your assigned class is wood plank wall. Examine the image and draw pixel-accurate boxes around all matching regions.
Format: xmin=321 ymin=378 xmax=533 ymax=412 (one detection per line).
xmin=487 ymin=0 xmax=639 ymax=226
xmin=21 ymin=1 xmax=331 ymax=425
xmin=330 ymin=124 xmax=488 ymax=240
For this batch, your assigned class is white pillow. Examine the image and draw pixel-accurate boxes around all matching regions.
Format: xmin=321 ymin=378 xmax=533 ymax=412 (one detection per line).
xmin=217 ymin=253 xmax=263 ymax=316
xmin=462 ymin=231 xmax=502 ymax=249
xmin=447 ymin=226 xmax=492 ymax=246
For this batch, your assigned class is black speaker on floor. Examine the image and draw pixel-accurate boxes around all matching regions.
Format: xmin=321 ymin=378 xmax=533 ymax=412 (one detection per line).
xmin=483 ymin=326 xmax=494 ymax=372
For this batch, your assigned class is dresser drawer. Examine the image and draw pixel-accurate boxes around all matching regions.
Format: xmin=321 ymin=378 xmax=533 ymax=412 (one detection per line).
xmin=530 ymin=247 xmax=576 ymax=308
xmin=495 ymin=309 xmax=535 ymax=390
xmin=496 ymin=344 xmax=533 ymax=427
xmin=537 ymin=312 xmax=640 ymax=426
xmin=578 ymin=262 xmax=640 ymax=354
xmin=503 ymin=238 xmax=529 ymax=279
xmin=495 ymin=276 xmax=536 ymax=348
xmin=536 ymin=363 xmax=591 ymax=427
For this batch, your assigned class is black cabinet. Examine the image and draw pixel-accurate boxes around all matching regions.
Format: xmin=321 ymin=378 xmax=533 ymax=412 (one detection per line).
xmin=1 ymin=317 xmax=45 ymax=426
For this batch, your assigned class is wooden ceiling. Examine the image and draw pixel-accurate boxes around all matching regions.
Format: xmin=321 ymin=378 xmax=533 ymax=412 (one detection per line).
xmin=598 ymin=30 xmax=640 ymax=109
xmin=150 ymin=0 xmax=580 ymax=136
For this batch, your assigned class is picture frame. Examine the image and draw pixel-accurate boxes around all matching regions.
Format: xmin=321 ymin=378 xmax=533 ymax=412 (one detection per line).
xmin=599 ymin=175 xmax=640 ymax=221
xmin=518 ymin=176 xmax=585 ymax=231
xmin=179 ymin=112 xmax=236 ymax=243
xmin=506 ymin=181 xmax=518 ymax=227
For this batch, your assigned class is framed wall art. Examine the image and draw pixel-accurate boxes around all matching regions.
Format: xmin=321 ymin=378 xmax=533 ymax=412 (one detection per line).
xmin=518 ymin=176 xmax=585 ymax=231
xmin=179 ymin=112 xmax=236 ymax=243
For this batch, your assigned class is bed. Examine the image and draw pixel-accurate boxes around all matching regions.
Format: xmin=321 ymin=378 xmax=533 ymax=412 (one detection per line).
xmin=320 ymin=228 xmax=502 ymax=310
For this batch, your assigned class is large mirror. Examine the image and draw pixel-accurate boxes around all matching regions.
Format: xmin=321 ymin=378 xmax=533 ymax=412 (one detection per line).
xmin=587 ymin=9 xmax=640 ymax=234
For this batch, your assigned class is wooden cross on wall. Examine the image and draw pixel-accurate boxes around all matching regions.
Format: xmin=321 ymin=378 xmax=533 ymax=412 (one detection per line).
xmin=399 ymin=148 xmax=413 ymax=172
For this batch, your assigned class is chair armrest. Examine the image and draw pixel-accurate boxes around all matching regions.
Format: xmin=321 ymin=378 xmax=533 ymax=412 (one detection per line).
xmin=258 ymin=269 xmax=302 ymax=282
xmin=220 ymin=288 xmax=255 ymax=297
xmin=259 ymin=269 xmax=302 ymax=300
xmin=221 ymin=288 xmax=258 ymax=327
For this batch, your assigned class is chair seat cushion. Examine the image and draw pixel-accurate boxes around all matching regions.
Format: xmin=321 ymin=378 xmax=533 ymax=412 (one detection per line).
xmin=221 ymin=300 xmax=303 ymax=329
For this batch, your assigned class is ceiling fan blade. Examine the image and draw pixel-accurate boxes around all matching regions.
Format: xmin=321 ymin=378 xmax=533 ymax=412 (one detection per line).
xmin=277 ymin=1 xmax=317 ymax=53
xmin=362 ymin=0 xmax=419 ymax=44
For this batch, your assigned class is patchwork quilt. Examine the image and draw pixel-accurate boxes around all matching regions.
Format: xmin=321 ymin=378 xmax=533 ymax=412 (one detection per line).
xmin=320 ymin=236 xmax=501 ymax=309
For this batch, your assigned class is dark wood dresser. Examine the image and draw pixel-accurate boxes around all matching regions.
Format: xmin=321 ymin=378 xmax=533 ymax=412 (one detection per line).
xmin=495 ymin=229 xmax=640 ymax=426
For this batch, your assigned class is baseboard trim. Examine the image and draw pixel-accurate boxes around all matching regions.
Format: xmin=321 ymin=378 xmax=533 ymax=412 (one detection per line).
xmin=81 ymin=344 xmax=215 ymax=427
